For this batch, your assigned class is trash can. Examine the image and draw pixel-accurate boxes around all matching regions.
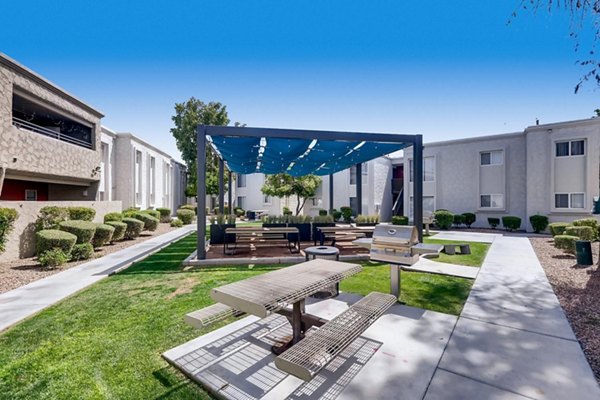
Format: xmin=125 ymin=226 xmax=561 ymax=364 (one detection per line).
xmin=575 ymin=240 xmax=593 ymax=265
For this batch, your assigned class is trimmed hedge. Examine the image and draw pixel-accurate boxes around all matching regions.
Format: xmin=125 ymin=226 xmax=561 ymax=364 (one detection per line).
xmin=502 ymin=216 xmax=521 ymax=231
xmin=0 ymin=208 xmax=18 ymax=253
xmin=122 ymin=218 xmax=144 ymax=239
xmin=234 ymin=208 xmax=245 ymax=217
xmin=92 ymin=224 xmax=115 ymax=248
xmin=71 ymin=243 xmax=94 ymax=261
xmin=104 ymin=212 xmax=123 ymax=223
xmin=179 ymin=205 xmax=197 ymax=214
xmin=529 ymin=215 xmax=549 ymax=233
xmin=143 ymin=209 xmax=161 ymax=220
xmin=105 ymin=221 xmax=127 ymax=242
xmin=59 ymin=220 xmax=96 ymax=244
xmin=38 ymin=248 xmax=70 ymax=268
xmin=36 ymin=206 xmax=69 ymax=231
xmin=132 ymin=212 xmax=159 ymax=231
xmin=554 ymin=234 xmax=578 ymax=254
xmin=36 ymin=229 xmax=77 ymax=256
xmin=392 ymin=215 xmax=409 ymax=225
xmin=170 ymin=219 xmax=183 ymax=228
xmin=462 ymin=213 xmax=476 ymax=228
xmin=340 ymin=206 xmax=353 ymax=222
xmin=453 ymin=214 xmax=465 ymax=226
xmin=572 ymin=218 xmax=599 ymax=240
xmin=67 ymin=207 xmax=96 ymax=221
xmin=177 ymin=209 xmax=195 ymax=225
xmin=488 ymin=217 xmax=500 ymax=229
xmin=434 ymin=210 xmax=454 ymax=230
xmin=318 ymin=209 xmax=328 ymax=216
xmin=156 ymin=208 xmax=171 ymax=223
xmin=548 ymin=222 xmax=570 ymax=237
xmin=565 ymin=226 xmax=595 ymax=241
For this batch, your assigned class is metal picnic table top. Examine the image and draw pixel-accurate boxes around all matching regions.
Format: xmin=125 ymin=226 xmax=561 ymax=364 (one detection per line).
xmin=225 ymin=226 xmax=299 ymax=235
xmin=210 ymin=258 xmax=362 ymax=318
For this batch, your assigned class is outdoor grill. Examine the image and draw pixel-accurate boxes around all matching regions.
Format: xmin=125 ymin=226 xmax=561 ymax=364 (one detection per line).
xmin=370 ymin=225 xmax=420 ymax=266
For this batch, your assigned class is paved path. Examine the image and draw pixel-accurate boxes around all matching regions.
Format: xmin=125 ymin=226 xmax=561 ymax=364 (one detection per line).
xmin=405 ymin=257 xmax=479 ymax=279
xmin=0 ymin=225 xmax=195 ymax=332
xmin=424 ymin=235 xmax=600 ymax=400
xmin=431 ymin=230 xmax=501 ymax=243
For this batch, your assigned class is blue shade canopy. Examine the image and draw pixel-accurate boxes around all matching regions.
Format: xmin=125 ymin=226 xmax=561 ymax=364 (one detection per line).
xmin=209 ymin=135 xmax=409 ymax=176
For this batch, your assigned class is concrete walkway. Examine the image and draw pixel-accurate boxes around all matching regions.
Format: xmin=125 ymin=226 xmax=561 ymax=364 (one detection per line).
xmin=406 ymin=257 xmax=479 ymax=279
xmin=424 ymin=235 xmax=600 ymax=400
xmin=0 ymin=225 xmax=195 ymax=332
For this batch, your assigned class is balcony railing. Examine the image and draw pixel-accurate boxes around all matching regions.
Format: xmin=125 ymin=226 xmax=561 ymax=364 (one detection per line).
xmin=12 ymin=117 xmax=93 ymax=149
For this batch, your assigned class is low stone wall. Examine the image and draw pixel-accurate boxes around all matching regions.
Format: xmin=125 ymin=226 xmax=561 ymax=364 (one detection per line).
xmin=0 ymin=200 xmax=122 ymax=261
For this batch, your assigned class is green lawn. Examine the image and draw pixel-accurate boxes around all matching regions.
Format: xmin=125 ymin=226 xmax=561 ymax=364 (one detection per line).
xmin=423 ymin=238 xmax=490 ymax=267
xmin=0 ymin=233 xmax=472 ymax=400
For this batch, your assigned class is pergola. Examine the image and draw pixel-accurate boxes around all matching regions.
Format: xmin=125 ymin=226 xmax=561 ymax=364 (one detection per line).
xmin=195 ymin=125 xmax=424 ymax=259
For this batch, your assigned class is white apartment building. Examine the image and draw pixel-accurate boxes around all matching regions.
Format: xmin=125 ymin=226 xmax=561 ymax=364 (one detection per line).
xmin=100 ymin=127 xmax=187 ymax=213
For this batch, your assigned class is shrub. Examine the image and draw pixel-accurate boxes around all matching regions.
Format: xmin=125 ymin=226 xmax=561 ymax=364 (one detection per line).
xmin=548 ymin=222 xmax=569 ymax=237
xmin=38 ymin=248 xmax=70 ymax=268
xmin=355 ymin=214 xmax=379 ymax=224
xmin=529 ymin=215 xmax=549 ymax=233
xmin=565 ymin=226 xmax=595 ymax=241
xmin=313 ymin=215 xmax=334 ymax=223
xmin=572 ymin=218 xmax=599 ymax=240
xmin=392 ymin=215 xmax=409 ymax=225
xmin=67 ymin=206 xmax=96 ymax=221
xmin=282 ymin=206 xmax=292 ymax=216
xmin=170 ymin=218 xmax=183 ymax=227
xmin=59 ymin=220 xmax=96 ymax=244
xmin=0 ymin=208 xmax=18 ymax=253
xmin=434 ymin=210 xmax=454 ymax=230
xmin=180 ymin=205 xmax=197 ymax=214
xmin=212 ymin=206 xmax=230 ymax=215
xmin=156 ymin=208 xmax=171 ymax=223
xmin=105 ymin=221 xmax=127 ymax=241
xmin=453 ymin=214 xmax=465 ymax=227
xmin=71 ymin=243 xmax=94 ymax=261
xmin=502 ymin=216 xmax=522 ymax=231
xmin=319 ymin=209 xmax=328 ymax=216
xmin=462 ymin=213 xmax=476 ymax=228
xmin=177 ymin=209 xmax=195 ymax=225
xmin=340 ymin=206 xmax=353 ymax=222
xmin=331 ymin=209 xmax=342 ymax=221
xmin=488 ymin=217 xmax=500 ymax=229
xmin=122 ymin=218 xmax=144 ymax=239
xmin=234 ymin=207 xmax=245 ymax=217
xmin=143 ymin=209 xmax=161 ymax=220
xmin=103 ymin=212 xmax=123 ymax=223
xmin=554 ymin=234 xmax=578 ymax=254
xmin=92 ymin=224 xmax=115 ymax=248
xmin=36 ymin=229 xmax=77 ymax=255
xmin=36 ymin=206 xmax=69 ymax=231
xmin=132 ymin=212 xmax=159 ymax=232
xmin=122 ymin=209 xmax=138 ymax=218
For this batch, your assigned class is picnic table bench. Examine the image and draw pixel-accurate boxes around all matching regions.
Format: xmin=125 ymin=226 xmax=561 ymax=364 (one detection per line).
xmin=315 ymin=225 xmax=375 ymax=246
xmin=223 ymin=226 xmax=299 ymax=255
xmin=184 ymin=259 xmax=396 ymax=381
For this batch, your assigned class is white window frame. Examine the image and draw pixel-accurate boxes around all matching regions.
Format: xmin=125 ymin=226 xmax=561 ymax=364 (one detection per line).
xmin=263 ymin=194 xmax=272 ymax=205
xmin=149 ymin=156 xmax=156 ymax=207
xmin=409 ymin=195 xmax=435 ymax=220
xmin=409 ymin=157 xmax=435 ymax=182
xmin=237 ymin=174 xmax=246 ymax=188
xmin=237 ymin=196 xmax=246 ymax=209
xmin=555 ymin=139 xmax=585 ymax=158
xmin=134 ymin=150 xmax=143 ymax=206
xmin=480 ymin=193 xmax=504 ymax=209
xmin=480 ymin=150 xmax=504 ymax=166
xmin=554 ymin=192 xmax=585 ymax=209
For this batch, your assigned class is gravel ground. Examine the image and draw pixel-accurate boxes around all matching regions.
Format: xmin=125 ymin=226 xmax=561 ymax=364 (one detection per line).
xmin=0 ymin=223 xmax=178 ymax=294
xmin=530 ymin=237 xmax=600 ymax=383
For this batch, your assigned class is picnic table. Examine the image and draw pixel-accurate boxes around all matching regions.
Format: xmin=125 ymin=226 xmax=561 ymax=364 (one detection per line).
xmin=185 ymin=259 xmax=397 ymax=381
xmin=223 ymin=226 xmax=299 ymax=255
xmin=315 ymin=225 xmax=375 ymax=246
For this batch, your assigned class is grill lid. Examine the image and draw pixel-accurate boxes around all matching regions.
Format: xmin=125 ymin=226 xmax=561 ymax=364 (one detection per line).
xmin=372 ymin=225 xmax=418 ymax=246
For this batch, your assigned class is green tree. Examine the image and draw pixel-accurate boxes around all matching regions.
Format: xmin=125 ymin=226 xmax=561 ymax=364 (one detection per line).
xmin=261 ymin=174 xmax=322 ymax=215
xmin=170 ymin=98 xmax=230 ymax=196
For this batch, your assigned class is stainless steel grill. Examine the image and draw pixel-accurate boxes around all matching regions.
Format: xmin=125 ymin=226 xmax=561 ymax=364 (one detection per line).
xmin=369 ymin=224 xmax=420 ymax=265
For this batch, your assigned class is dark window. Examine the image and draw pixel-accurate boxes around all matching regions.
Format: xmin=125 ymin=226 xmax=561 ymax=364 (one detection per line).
xmin=571 ymin=140 xmax=585 ymax=156
xmin=555 ymin=142 xmax=569 ymax=157
xmin=555 ymin=194 xmax=569 ymax=208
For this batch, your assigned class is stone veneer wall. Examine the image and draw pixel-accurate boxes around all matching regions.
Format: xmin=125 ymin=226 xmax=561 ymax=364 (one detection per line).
xmin=0 ymin=63 xmax=102 ymax=183
xmin=0 ymin=200 xmax=122 ymax=261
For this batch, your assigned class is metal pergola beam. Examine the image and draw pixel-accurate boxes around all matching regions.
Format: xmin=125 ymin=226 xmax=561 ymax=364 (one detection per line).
xmin=218 ymin=159 xmax=224 ymax=214
xmin=329 ymin=174 xmax=334 ymax=213
xmin=356 ymin=163 xmax=362 ymax=215
xmin=228 ymin=170 xmax=233 ymax=215
xmin=196 ymin=125 xmax=424 ymax=259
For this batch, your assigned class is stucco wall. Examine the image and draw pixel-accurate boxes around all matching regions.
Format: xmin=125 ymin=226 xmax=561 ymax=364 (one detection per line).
xmin=0 ymin=63 xmax=102 ymax=184
xmin=0 ymin=200 xmax=122 ymax=261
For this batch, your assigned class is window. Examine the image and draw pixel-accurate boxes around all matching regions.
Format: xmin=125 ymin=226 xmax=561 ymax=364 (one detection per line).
xmin=556 ymin=140 xmax=585 ymax=157
xmin=409 ymin=157 xmax=435 ymax=182
xmin=480 ymin=194 xmax=503 ymax=209
xmin=263 ymin=194 xmax=271 ymax=204
xmin=480 ymin=150 xmax=503 ymax=166
xmin=25 ymin=190 xmax=37 ymax=201
xmin=99 ymin=143 xmax=108 ymax=200
xmin=237 ymin=196 xmax=246 ymax=209
xmin=409 ymin=196 xmax=435 ymax=219
xmin=149 ymin=156 xmax=156 ymax=206
xmin=237 ymin=174 xmax=246 ymax=188
xmin=134 ymin=150 xmax=143 ymax=205
xmin=555 ymin=193 xmax=585 ymax=209
xmin=349 ymin=197 xmax=358 ymax=214
xmin=349 ymin=164 xmax=368 ymax=185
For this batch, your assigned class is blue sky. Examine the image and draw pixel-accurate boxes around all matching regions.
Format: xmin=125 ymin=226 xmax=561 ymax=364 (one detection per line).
xmin=2 ymin=1 xmax=598 ymax=161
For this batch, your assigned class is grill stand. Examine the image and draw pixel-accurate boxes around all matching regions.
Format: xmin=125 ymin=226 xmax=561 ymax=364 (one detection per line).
xmin=390 ymin=264 xmax=403 ymax=302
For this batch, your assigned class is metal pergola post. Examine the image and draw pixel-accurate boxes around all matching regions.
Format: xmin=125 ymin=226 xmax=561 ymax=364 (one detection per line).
xmin=228 ymin=170 xmax=233 ymax=216
xmin=329 ymin=174 xmax=334 ymax=213
xmin=196 ymin=126 xmax=207 ymax=259
xmin=413 ymin=135 xmax=424 ymax=242
xmin=218 ymin=159 xmax=224 ymax=214
xmin=356 ymin=163 xmax=362 ymax=215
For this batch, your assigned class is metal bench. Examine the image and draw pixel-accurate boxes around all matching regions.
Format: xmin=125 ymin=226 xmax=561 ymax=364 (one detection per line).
xmin=185 ymin=303 xmax=245 ymax=329
xmin=274 ymin=292 xmax=396 ymax=381
xmin=224 ymin=227 xmax=300 ymax=255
